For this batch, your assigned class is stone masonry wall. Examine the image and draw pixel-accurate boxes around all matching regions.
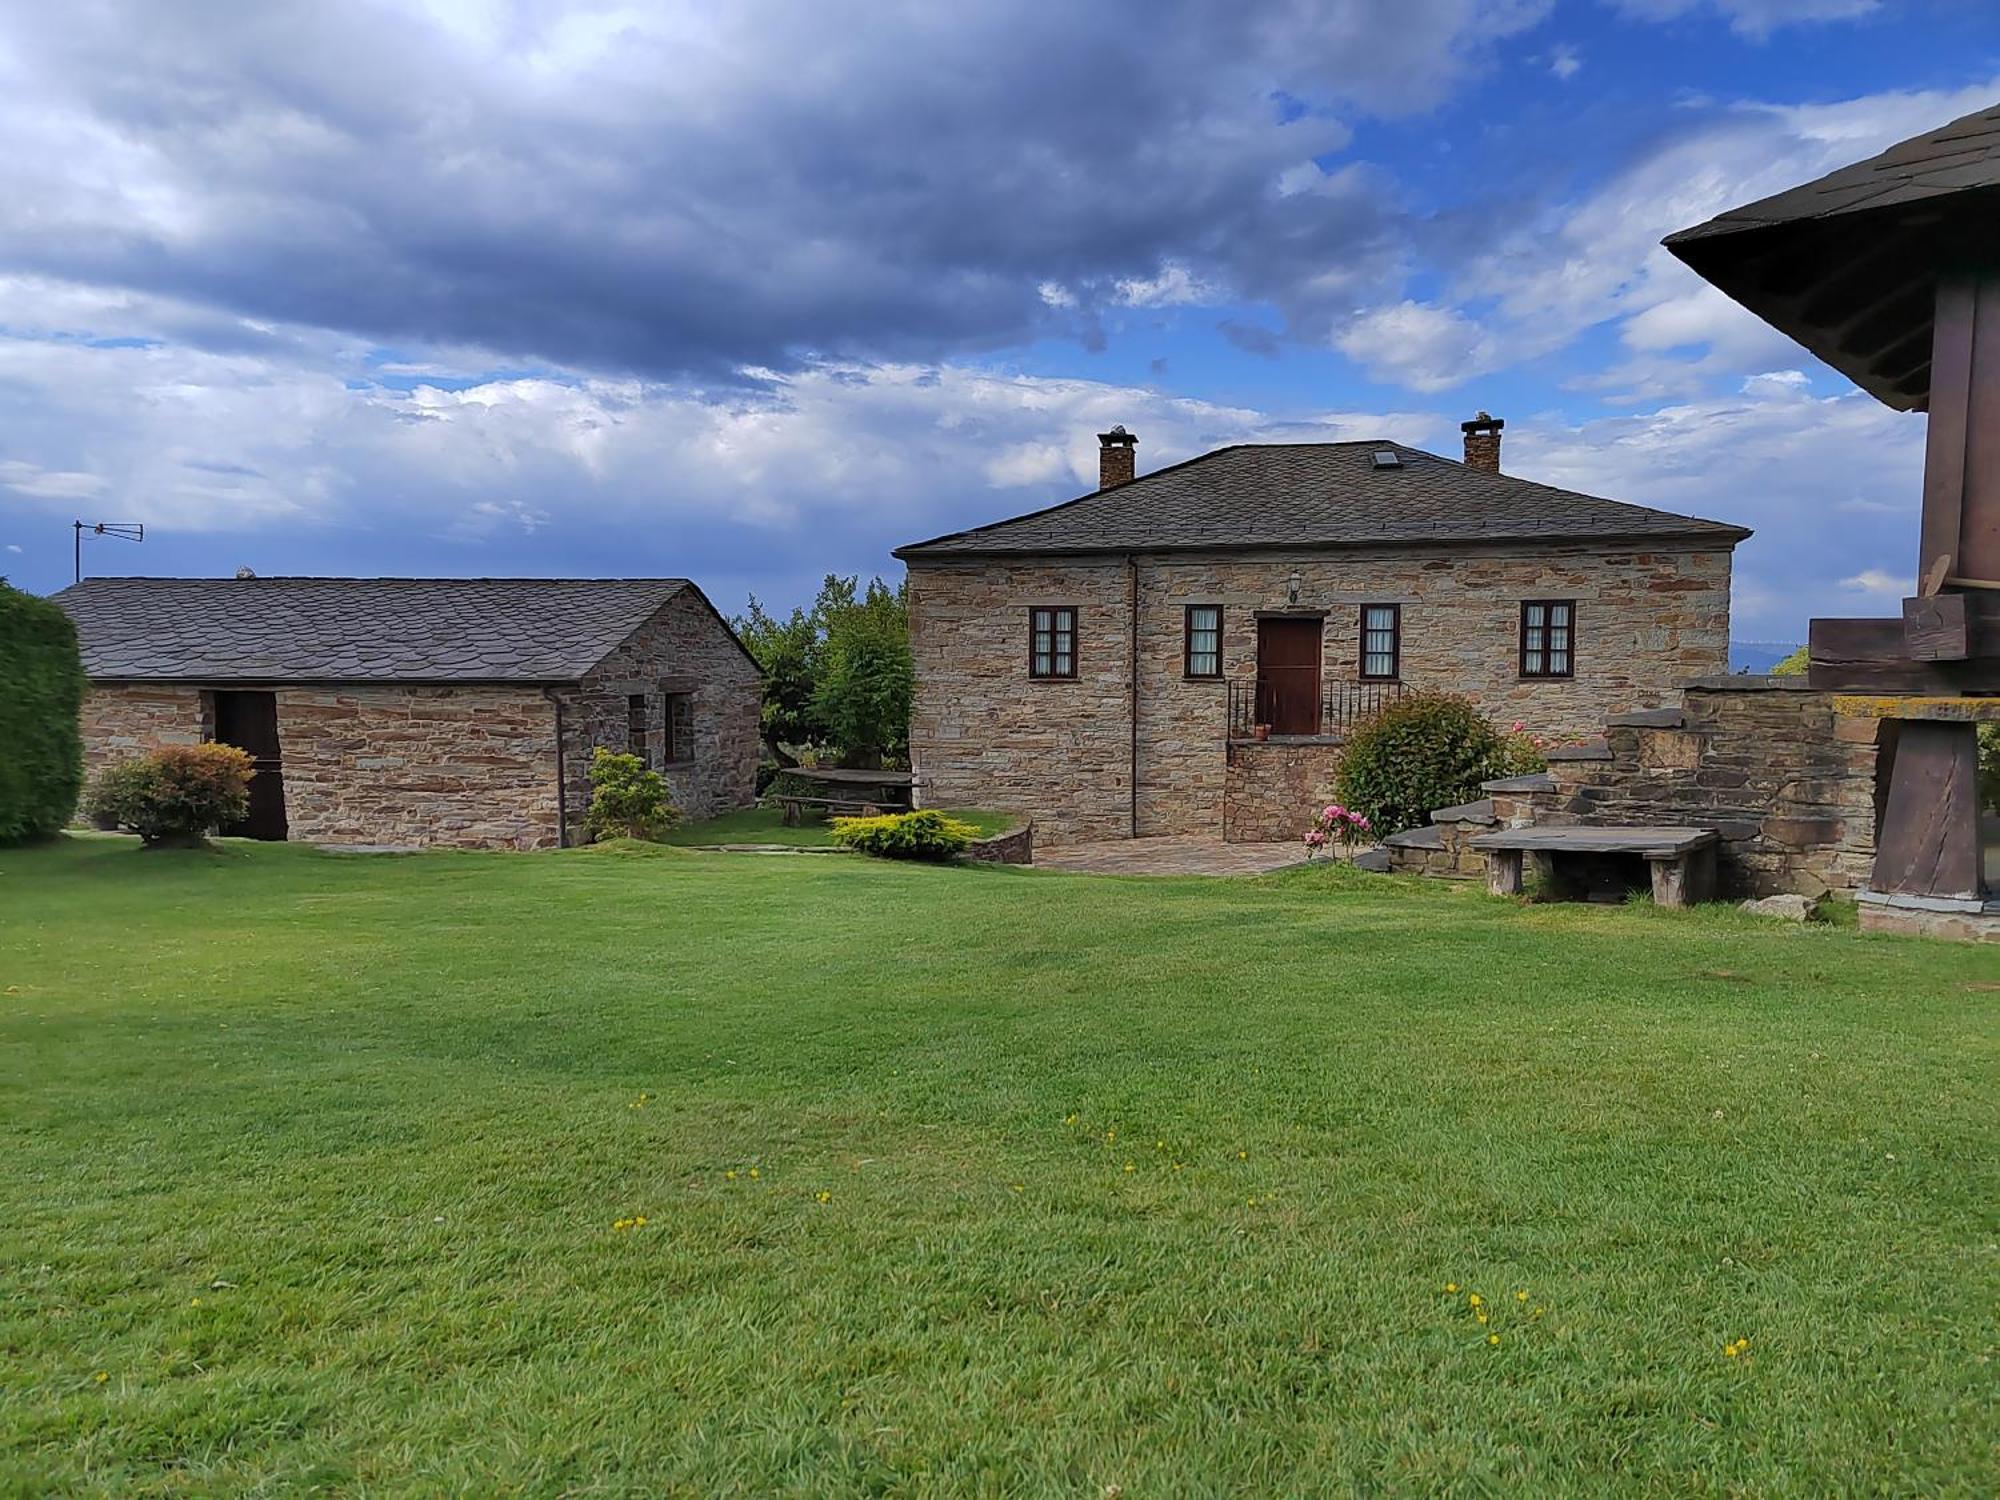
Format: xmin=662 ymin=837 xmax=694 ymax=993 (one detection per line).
xmin=561 ymin=587 xmax=762 ymax=829
xmin=78 ymin=684 xmax=210 ymax=780
xmin=1532 ymin=679 xmax=1881 ymax=898
xmin=907 ymin=558 xmax=1136 ymax=844
xmin=277 ymin=686 xmax=559 ymax=849
xmin=908 ymin=543 xmax=1732 ymax=845
xmin=81 ymin=682 xmax=561 ymax=849
xmin=1222 ymin=741 xmax=1343 ymax=843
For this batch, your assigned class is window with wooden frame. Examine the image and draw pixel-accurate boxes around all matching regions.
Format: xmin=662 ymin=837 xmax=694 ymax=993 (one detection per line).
xmin=663 ymin=692 xmax=694 ymax=763
xmin=1519 ymin=600 xmax=1575 ymax=678
xmin=626 ymin=693 xmax=649 ymax=759
xmin=1359 ymin=603 xmax=1401 ymax=681
xmin=1184 ymin=604 xmax=1222 ymax=678
xmin=1029 ymin=606 xmax=1077 ymax=679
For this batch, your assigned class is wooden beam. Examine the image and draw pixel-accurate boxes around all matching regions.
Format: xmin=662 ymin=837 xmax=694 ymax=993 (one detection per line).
xmin=1903 ymin=593 xmax=1969 ymax=660
xmin=1810 ymin=593 xmax=2000 ymax=690
xmin=1871 ymin=721 xmax=1984 ymax=901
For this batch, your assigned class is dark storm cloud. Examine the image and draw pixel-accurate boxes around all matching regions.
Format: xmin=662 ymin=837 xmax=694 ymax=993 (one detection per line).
xmin=0 ymin=1 xmax=1551 ymax=376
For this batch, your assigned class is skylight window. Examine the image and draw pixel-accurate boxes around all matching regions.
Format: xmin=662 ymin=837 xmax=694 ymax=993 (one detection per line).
xmin=1372 ymin=450 xmax=1402 ymax=470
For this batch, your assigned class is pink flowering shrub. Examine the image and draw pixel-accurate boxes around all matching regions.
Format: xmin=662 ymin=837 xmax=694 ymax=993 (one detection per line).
xmin=1303 ymin=802 xmax=1373 ymax=857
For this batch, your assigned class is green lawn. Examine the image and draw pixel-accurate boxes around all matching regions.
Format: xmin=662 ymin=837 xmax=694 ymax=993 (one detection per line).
xmin=663 ymin=805 xmax=1018 ymax=847
xmin=1 ymin=836 xmax=1994 ymax=1496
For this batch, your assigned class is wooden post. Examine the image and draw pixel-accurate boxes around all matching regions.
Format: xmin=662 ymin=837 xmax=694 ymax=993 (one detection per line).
xmin=1871 ymin=720 xmax=1984 ymax=900
xmin=1486 ymin=848 xmax=1523 ymax=896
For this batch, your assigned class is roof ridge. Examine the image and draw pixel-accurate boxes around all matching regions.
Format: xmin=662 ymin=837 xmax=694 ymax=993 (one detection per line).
xmin=895 ymin=439 xmax=1751 ymax=559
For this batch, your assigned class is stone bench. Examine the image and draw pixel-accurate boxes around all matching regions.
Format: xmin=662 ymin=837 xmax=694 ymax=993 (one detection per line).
xmin=1469 ymin=826 xmax=1720 ymax=908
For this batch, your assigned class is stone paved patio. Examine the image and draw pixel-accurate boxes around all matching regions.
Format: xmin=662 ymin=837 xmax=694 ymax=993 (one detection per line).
xmin=1034 ymin=836 xmax=1308 ymax=877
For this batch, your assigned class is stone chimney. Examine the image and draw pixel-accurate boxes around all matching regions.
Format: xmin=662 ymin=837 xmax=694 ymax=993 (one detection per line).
xmin=1098 ymin=425 xmax=1137 ymax=489
xmin=1461 ymin=411 xmax=1503 ymax=474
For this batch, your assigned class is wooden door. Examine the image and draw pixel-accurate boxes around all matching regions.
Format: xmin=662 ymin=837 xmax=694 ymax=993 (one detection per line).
xmin=1256 ymin=618 xmax=1322 ymax=735
xmin=213 ymin=691 xmax=288 ymax=840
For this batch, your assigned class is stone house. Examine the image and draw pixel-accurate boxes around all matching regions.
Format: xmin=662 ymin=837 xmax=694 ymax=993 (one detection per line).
xmin=894 ymin=420 xmax=1751 ymax=845
xmin=55 ymin=576 xmax=761 ymax=849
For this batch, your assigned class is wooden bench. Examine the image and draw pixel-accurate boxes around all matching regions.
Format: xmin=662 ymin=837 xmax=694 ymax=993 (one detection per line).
xmin=765 ymin=794 xmax=883 ymax=827
xmin=1469 ymin=826 xmax=1720 ymax=907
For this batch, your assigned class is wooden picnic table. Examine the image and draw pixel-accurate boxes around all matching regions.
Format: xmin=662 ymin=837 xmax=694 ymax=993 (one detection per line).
xmin=1469 ymin=825 xmax=1720 ymax=907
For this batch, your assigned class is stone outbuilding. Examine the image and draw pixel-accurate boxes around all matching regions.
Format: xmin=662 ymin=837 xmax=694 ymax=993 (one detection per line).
xmin=894 ymin=421 xmax=1750 ymax=845
xmin=55 ymin=576 xmax=761 ymax=849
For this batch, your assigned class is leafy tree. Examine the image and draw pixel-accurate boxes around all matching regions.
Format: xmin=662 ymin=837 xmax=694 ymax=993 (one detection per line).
xmin=735 ymin=595 xmax=822 ymax=766
xmin=735 ymin=573 xmax=912 ymax=768
xmin=812 ymin=576 xmax=912 ymax=768
xmin=1770 ymin=645 xmax=1809 ymax=676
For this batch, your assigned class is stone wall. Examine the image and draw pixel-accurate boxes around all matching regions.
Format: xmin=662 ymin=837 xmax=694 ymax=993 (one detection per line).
xmin=561 ymin=587 xmax=762 ymax=827
xmin=909 ymin=542 xmax=1733 ymax=844
xmin=78 ymin=684 xmax=210 ymax=779
xmin=1523 ymin=679 xmax=1882 ymax=898
xmin=1222 ymin=741 xmax=1343 ymax=843
xmin=81 ymin=682 xmax=561 ymax=849
xmin=277 ymin=686 xmax=561 ymax=849
xmin=907 ymin=558 xmax=1136 ymax=844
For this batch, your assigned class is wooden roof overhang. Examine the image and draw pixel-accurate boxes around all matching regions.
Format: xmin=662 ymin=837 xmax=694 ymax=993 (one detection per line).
xmin=1666 ymin=190 xmax=2000 ymax=413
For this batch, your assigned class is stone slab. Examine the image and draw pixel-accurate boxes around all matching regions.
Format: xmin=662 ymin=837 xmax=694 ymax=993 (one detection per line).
xmin=1470 ymin=825 xmax=1719 ymax=857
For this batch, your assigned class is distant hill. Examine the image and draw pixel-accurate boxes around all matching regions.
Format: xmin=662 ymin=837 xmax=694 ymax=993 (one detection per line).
xmin=1730 ymin=641 xmax=1802 ymax=675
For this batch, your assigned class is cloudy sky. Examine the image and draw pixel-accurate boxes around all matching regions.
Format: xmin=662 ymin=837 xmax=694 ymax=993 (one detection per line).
xmin=2 ymin=1 xmax=1996 ymax=641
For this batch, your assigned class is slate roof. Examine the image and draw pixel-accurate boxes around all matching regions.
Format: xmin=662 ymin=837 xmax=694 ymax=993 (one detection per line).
xmin=893 ymin=442 xmax=1750 ymax=558
xmin=1667 ymin=101 xmax=2000 ymax=245
xmin=53 ymin=576 xmax=714 ymax=683
xmin=1665 ymin=100 xmax=2000 ymax=410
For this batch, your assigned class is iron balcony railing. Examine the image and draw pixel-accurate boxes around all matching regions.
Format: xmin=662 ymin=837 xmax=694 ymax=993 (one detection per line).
xmin=1226 ymin=677 xmax=1404 ymax=740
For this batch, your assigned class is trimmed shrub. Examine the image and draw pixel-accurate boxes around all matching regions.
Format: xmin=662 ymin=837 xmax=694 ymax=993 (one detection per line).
xmin=85 ymin=743 xmax=254 ymax=846
xmin=583 ymin=748 xmax=680 ymax=842
xmin=1980 ymin=722 xmax=1998 ymax=814
xmin=829 ymin=808 xmax=975 ymax=861
xmin=0 ymin=582 xmax=86 ymax=844
xmin=1336 ymin=692 xmax=1508 ymax=836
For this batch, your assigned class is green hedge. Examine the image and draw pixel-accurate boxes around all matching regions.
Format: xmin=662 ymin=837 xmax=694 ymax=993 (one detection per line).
xmin=1336 ymin=691 xmax=1508 ymax=837
xmin=0 ymin=583 xmax=86 ymax=844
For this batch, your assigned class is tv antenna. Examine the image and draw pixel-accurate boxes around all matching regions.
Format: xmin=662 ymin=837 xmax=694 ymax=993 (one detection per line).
xmin=73 ymin=521 xmax=144 ymax=583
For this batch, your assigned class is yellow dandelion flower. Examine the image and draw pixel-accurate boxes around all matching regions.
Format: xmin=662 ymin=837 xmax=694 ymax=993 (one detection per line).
xmin=724 ymin=1169 xmax=737 ymax=1181
xmin=1467 ymin=1293 xmax=1482 ymax=1307
xmin=1487 ymin=1333 xmax=1500 ymax=1347
xmin=94 ymin=1371 xmax=108 ymax=1384
xmin=1155 ymin=1140 xmax=1166 ymax=1151
xmin=1476 ymin=1311 xmax=1488 ymax=1325
xmin=1010 ymin=1183 xmax=1024 ymax=1193
xmin=749 ymin=1168 xmax=760 ymax=1180
xmin=1723 ymin=1343 xmax=1740 ymax=1357
xmin=1445 ymin=1282 xmax=1459 ymax=1294
xmin=634 ymin=1215 xmax=648 ymax=1227
xmin=1532 ymin=1306 xmax=1545 ymax=1318
xmin=189 ymin=1297 xmax=201 ymax=1307
xmin=1237 ymin=1150 xmax=1247 ymax=1160
xmin=1105 ymin=1129 xmax=1117 ymax=1143
xmin=1172 ymin=1162 xmax=1185 ymax=1171
xmin=816 ymin=1191 xmax=832 ymax=1204
xmin=1064 ymin=1113 xmax=1079 ymax=1126
xmin=1123 ymin=1162 xmax=1136 ymax=1174
xmin=1516 ymin=1290 xmax=1529 ymax=1302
